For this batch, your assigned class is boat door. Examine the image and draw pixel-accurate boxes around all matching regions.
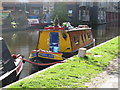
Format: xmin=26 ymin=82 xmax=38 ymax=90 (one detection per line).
xmin=49 ymin=32 xmax=59 ymax=52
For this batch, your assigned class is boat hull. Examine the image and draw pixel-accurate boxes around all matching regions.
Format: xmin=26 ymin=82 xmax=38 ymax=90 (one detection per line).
xmin=1 ymin=70 xmax=17 ymax=87
xmin=0 ymin=59 xmax=23 ymax=87
xmin=30 ymin=57 xmax=62 ymax=73
xmin=0 ymin=37 xmax=23 ymax=87
xmin=30 ymin=40 xmax=95 ymax=66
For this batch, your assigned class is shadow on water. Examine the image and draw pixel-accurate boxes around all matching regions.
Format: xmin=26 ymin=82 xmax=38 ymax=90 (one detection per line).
xmin=2 ymin=23 xmax=119 ymax=81
xmin=31 ymin=64 xmax=50 ymax=74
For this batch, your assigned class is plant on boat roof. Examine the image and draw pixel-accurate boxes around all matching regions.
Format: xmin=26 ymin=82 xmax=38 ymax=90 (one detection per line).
xmin=53 ymin=15 xmax=60 ymax=27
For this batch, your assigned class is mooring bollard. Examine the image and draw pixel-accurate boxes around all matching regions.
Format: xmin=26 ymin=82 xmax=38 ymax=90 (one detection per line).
xmin=78 ymin=48 xmax=87 ymax=57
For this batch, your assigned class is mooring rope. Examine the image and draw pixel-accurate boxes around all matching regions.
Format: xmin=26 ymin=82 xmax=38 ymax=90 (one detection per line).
xmin=21 ymin=58 xmax=64 ymax=66
xmin=12 ymin=54 xmax=64 ymax=66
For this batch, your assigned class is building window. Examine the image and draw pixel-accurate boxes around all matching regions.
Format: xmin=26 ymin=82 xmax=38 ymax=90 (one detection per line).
xmin=79 ymin=10 xmax=81 ymax=20
xmin=32 ymin=9 xmax=39 ymax=15
xmin=43 ymin=7 xmax=47 ymax=12
xmin=49 ymin=6 xmax=54 ymax=12
xmin=68 ymin=10 xmax=73 ymax=17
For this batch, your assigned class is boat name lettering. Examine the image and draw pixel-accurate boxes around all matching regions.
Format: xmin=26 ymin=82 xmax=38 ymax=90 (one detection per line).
xmin=40 ymin=53 xmax=54 ymax=58
xmin=32 ymin=53 xmax=37 ymax=57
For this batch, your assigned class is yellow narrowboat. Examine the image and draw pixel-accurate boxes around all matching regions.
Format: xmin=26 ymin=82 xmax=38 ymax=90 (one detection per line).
xmin=29 ymin=24 xmax=94 ymax=64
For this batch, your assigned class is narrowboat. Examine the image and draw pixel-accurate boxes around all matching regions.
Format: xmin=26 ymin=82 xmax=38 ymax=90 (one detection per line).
xmin=27 ymin=15 xmax=50 ymax=29
xmin=27 ymin=15 xmax=40 ymax=26
xmin=0 ymin=37 xmax=24 ymax=87
xmin=29 ymin=22 xmax=95 ymax=65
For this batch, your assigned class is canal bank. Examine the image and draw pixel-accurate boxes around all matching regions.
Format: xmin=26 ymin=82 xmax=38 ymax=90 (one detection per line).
xmin=85 ymin=58 xmax=119 ymax=88
xmin=4 ymin=36 xmax=119 ymax=88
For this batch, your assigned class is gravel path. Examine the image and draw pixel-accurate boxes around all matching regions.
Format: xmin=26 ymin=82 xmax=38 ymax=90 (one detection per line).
xmin=85 ymin=58 xmax=119 ymax=89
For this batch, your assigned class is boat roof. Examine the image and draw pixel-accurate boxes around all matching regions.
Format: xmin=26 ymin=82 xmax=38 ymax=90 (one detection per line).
xmin=43 ymin=25 xmax=91 ymax=32
xmin=43 ymin=27 xmax=91 ymax=32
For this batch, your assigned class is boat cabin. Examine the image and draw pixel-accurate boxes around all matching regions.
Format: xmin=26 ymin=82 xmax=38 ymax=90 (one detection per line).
xmin=30 ymin=25 xmax=94 ymax=62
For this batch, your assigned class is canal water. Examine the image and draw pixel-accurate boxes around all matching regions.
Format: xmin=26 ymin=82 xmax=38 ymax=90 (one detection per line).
xmin=2 ymin=23 xmax=119 ymax=79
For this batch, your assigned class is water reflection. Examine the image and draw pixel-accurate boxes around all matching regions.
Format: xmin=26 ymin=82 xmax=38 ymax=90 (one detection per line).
xmin=3 ymin=30 xmax=39 ymax=59
xmin=2 ymin=24 xmax=119 ymax=58
xmin=3 ymin=30 xmax=40 ymax=78
xmin=92 ymin=23 xmax=119 ymax=45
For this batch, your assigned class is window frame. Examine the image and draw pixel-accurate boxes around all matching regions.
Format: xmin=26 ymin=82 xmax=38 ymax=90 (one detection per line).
xmin=74 ymin=35 xmax=79 ymax=45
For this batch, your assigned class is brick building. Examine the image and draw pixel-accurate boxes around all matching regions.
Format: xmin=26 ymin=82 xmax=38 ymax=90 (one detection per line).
xmin=1 ymin=1 xmax=119 ymax=25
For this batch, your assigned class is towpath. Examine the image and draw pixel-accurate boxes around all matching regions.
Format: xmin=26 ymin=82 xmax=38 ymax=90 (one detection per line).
xmin=85 ymin=58 xmax=119 ymax=89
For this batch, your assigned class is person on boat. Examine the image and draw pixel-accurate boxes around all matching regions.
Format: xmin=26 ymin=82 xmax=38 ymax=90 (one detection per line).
xmin=11 ymin=20 xmax=17 ymax=28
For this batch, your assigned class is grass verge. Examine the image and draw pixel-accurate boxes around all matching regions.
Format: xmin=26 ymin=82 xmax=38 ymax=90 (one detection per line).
xmin=8 ymin=36 xmax=119 ymax=88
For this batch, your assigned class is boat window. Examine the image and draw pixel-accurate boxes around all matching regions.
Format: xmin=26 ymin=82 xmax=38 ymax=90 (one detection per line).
xmin=88 ymin=32 xmax=92 ymax=40
xmin=62 ymin=32 xmax=67 ymax=40
xmin=84 ymin=34 xmax=86 ymax=41
xmin=85 ymin=34 xmax=88 ymax=41
xmin=74 ymin=35 xmax=79 ymax=45
xmin=81 ymin=35 xmax=84 ymax=43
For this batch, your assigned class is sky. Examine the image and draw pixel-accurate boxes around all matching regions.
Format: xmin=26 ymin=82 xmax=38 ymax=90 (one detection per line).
xmin=1 ymin=0 xmax=120 ymax=2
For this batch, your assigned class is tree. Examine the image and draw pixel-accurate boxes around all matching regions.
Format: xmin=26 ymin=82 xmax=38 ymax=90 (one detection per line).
xmin=52 ymin=2 xmax=69 ymax=25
